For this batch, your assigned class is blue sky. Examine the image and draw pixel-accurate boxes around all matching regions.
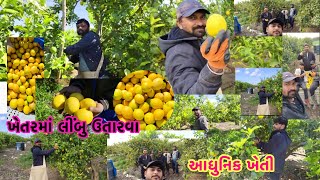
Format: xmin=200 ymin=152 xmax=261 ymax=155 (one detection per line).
xmin=0 ymin=116 xmax=34 ymax=138
xmin=235 ymin=68 xmax=281 ymax=85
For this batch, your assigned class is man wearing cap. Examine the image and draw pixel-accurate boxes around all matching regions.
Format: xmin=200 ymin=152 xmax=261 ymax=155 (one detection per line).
xmin=309 ymin=61 xmax=320 ymax=110
xmin=138 ymin=148 xmax=153 ymax=180
xmin=30 ymin=138 xmax=58 ymax=180
xmin=159 ymin=0 xmax=230 ymax=94
xmin=294 ymin=62 xmax=310 ymax=107
xmin=282 ymin=72 xmax=309 ymax=119
xmin=289 ymin=4 xmax=297 ymax=29
xmin=192 ymin=107 xmax=209 ymax=132
xmin=298 ymin=44 xmax=316 ymax=71
xmin=266 ymin=18 xmax=283 ymax=36
xmin=257 ymin=86 xmax=275 ymax=115
xmin=254 ymin=116 xmax=292 ymax=180
xmin=260 ymin=7 xmax=273 ymax=35
xmin=144 ymin=161 xmax=164 ymax=180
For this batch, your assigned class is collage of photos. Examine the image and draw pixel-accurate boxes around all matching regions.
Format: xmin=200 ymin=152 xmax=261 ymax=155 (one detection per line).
xmin=0 ymin=0 xmax=319 ymax=180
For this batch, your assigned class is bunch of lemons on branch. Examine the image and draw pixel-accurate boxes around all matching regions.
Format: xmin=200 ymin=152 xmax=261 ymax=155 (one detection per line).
xmin=7 ymin=37 xmax=45 ymax=115
xmin=113 ymin=70 xmax=175 ymax=130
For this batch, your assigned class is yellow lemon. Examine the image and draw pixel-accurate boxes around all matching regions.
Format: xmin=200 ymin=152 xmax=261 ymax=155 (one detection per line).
xmin=206 ymin=14 xmax=227 ymax=37
xmin=156 ymin=119 xmax=167 ymax=128
xmin=152 ymin=78 xmax=163 ymax=90
xmin=139 ymin=102 xmax=150 ymax=113
xmin=53 ymin=94 xmax=66 ymax=110
xmin=70 ymin=93 xmax=84 ymax=101
xmin=75 ymin=108 xmax=94 ymax=124
xmin=9 ymin=99 xmax=18 ymax=109
xmin=154 ymin=109 xmax=164 ymax=120
xmin=134 ymin=94 xmax=145 ymax=104
xmin=144 ymin=112 xmax=155 ymax=124
xmin=115 ymin=104 xmax=124 ymax=115
xmin=23 ymin=105 xmax=32 ymax=115
xmin=150 ymin=98 xmax=163 ymax=109
xmin=133 ymin=109 xmax=144 ymax=120
xmin=145 ymin=124 xmax=157 ymax=130
xmin=64 ymin=97 xmax=80 ymax=115
xmin=80 ymin=98 xmax=96 ymax=109
xmin=122 ymin=106 xmax=134 ymax=120
xmin=113 ymin=89 xmax=122 ymax=100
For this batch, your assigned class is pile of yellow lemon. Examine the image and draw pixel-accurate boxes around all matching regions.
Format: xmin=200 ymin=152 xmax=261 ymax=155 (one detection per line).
xmin=7 ymin=37 xmax=45 ymax=115
xmin=113 ymin=70 xmax=175 ymax=130
xmin=53 ymin=93 xmax=97 ymax=124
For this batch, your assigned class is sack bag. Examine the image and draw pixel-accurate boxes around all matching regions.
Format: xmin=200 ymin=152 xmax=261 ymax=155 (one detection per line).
xmin=76 ymin=54 xmax=104 ymax=79
xmin=29 ymin=156 xmax=48 ymax=180
xmin=256 ymin=98 xmax=270 ymax=115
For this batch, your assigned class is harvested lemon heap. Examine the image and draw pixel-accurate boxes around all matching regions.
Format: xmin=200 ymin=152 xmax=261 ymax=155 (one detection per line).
xmin=113 ymin=70 xmax=175 ymax=131
xmin=7 ymin=37 xmax=45 ymax=115
xmin=206 ymin=14 xmax=227 ymax=37
xmin=53 ymin=93 xmax=96 ymax=125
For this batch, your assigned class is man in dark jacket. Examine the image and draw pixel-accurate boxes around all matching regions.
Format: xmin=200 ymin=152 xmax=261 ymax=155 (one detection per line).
xmin=261 ymin=7 xmax=273 ymax=35
xmin=138 ymin=148 xmax=153 ymax=180
xmin=282 ymin=72 xmax=309 ymax=119
xmin=64 ymin=19 xmax=107 ymax=78
xmin=159 ymin=0 xmax=230 ymax=94
xmin=289 ymin=4 xmax=297 ymax=29
xmin=254 ymin=116 xmax=291 ymax=180
xmin=171 ymin=146 xmax=181 ymax=175
xmin=192 ymin=107 xmax=209 ymax=132
xmin=155 ymin=151 xmax=167 ymax=176
xmin=298 ymin=44 xmax=316 ymax=71
xmin=258 ymin=86 xmax=275 ymax=105
xmin=31 ymin=138 xmax=58 ymax=166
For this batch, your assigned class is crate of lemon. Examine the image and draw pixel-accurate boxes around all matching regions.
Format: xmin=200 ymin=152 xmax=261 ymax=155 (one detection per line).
xmin=7 ymin=37 xmax=45 ymax=115
xmin=53 ymin=93 xmax=96 ymax=124
xmin=113 ymin=70 xmax=175 ymax=131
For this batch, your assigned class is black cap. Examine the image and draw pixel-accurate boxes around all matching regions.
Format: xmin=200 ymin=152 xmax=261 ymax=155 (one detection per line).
xmin=146 ymin=161 xmax=164 ymax=172
xmin=261 ymin=86 xmax=265 ymax=88
xmin=34 ymin=138 xmax=41 ymax=144
xmin=273 ymin=116 xmax=288 ymax=127
xmin=268 ymin=18 xmax=284 ymax=27
xmin=192 ymin=107 xmax=200 ymax=111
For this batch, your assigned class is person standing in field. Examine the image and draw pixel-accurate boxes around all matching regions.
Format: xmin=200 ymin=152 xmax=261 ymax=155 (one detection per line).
xmin=254 ymin=116 xmax=291 ymax=180
xmin=171 ymin=146 xmax=181 ymax=175
xmin=294 ymin=62 xmax=310 ymax=107
xmin=257 ymin=86 xmax=275 ymax=115
xmin=138 ymin=148 xmax=153 ymax=180
xmin=309 ymin=61 xmax=320 ymax=110
xmin=163 ymin=149 xmax=171 ymax=175
xmin=298 ymin=44 xmax=316 ymax=71
xmin=289 ymin=4 xmax=297 ymax=29
xmin=192 ymin=107 xmax=209 ymax=132
xmin=260 ymin=7 xmax=273 ymax=35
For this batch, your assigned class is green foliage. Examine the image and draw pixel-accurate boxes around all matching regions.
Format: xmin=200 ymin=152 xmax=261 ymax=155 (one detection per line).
xmin=235 ymin=81 xmax=255 ymax=94
xmin=163 ymin=95 xmax=241 ymax=129
xmin=231 ymin=36 xmax=283 ymax=68
xmin=257 ymin=71 xmax=282 ymax=113
xmin=31 ymin=132 xmax=108 ymax=180
xmin=207 ymin=125 xmax=264 ymax=179
xmin=35 ymin=78 xmax=64 ymax=123
xmin=0 ymin=132 xmax=27 ymax=150
xmin=296 ymin=0 xmax=320 ymax=28
xmin=304 ymin=127 xmax=320 ymax=178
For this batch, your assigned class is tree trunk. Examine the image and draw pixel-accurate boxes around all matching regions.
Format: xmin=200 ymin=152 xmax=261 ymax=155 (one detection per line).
xmin=57 ymin=0 xmax=67 ymax=79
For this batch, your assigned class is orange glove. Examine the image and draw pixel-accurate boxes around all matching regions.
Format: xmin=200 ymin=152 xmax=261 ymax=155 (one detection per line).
xmin=200 ymin=30 xmax=230 ymax=70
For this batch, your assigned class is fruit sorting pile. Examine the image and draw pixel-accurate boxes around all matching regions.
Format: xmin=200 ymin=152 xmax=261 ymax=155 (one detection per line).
xmin=53 ymin=93 xmax=97 ymax=124
xmin=7 ymin=37 xmax=45 ymax=115
xmin=113 ymin=70 xmax=175 ymax=130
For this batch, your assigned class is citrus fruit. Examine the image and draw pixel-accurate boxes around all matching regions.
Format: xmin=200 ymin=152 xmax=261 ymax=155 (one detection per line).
xmin=206 ymin=14 xmax=227 ymax=37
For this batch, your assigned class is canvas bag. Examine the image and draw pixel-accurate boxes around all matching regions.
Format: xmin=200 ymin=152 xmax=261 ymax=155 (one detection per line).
xmin=76 ymin=54 xmax=104 ymax=79
xmin=29 ymin=156 xmax=48 ymax=180
xmin=256 ymin=98 xmax=270 ymax=115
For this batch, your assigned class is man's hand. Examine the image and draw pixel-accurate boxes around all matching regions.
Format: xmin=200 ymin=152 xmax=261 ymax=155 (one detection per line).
xmin=59 ymin=85 xmax=82 ymax=97
xmin=54 ymin=143 xmax=59 ymax=150
xmin=300 ymin=52 xmax=303 ymax=56
xmin=89 ymin=102 xmax=104 ymax=116
xmin=200 ymin=30 xmax=230 ymax=70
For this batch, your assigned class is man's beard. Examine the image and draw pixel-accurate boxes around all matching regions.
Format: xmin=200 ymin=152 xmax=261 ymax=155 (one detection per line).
xmin=77 ymin=29 xmax=88 ymax=36
xmin=192 ymin=26 xmax=206 ymax=38
xmin=286 ymin=90 xmax=296 ymax=99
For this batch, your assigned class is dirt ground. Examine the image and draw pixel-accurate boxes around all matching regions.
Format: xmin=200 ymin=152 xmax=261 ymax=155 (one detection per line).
xmin=241 ymin=93 xmax=280 ymax=116
xmin=0 ymin=142 xmax=64 ymax=180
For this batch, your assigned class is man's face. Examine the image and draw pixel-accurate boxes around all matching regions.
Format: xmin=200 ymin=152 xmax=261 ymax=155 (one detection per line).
xmin=193 ymin=110 xmax=201 ymax=117
xmin=145 ymin=166 xmax=163 ymax=180
xmin=266 ymin=23 xmax=283 ymax=36
xmin=304 ymin=45 xmax=310 ymax=52
xmin=264 ymin=8 xmax=268 ymax=12
xmin=77 ymin=22 xmax=89 ymax=36
xmin=300 ymin=64 xmax=304 ymax=69
xmin=173 ymin=147 xmax=176 ymax=151
xmin=143 ymin=150 xmax=148 ymax=155
xmin=177 ymin=11 xmax=207 ymax=38
xmin=273 ymin=122 xmax=285 ymax=131
xmin=35 ymin=142 xmax=42 ymax=147
xmin=282 ymin=80 xmax=297 ymax=98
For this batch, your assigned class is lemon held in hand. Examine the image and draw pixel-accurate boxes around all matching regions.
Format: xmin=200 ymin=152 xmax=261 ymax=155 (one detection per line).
xmin=206 ymin=14 xmax=227 ymax=37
